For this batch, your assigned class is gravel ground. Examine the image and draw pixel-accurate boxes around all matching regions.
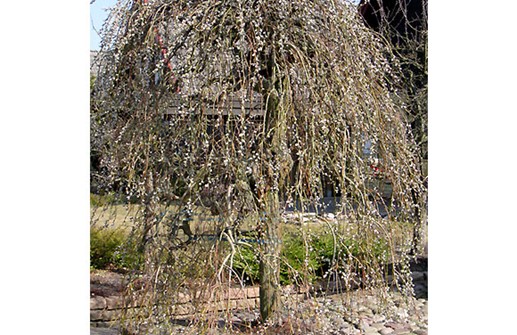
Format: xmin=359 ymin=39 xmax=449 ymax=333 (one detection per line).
xmin=91 ymin=287 xmax=427 ymax=335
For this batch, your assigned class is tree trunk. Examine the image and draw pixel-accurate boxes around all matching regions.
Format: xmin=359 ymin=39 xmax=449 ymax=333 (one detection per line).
xmin=259 ymin=191 xmax=282 ymax=322
xmin=258 ymin=48 xmax=287 ymax=323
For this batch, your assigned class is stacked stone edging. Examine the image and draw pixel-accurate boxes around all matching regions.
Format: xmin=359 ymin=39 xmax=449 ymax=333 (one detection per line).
xmin=91 ymin=288 xmax=428 ymax=335
xmin=91 ymin=271 xmax=427 ymax=327
xmin=90 ymin=286 xmax=263 ymax=326
xmin=90 ymin=295 xmax=125 ymax=327
xmin=91 ymin=259 xmax=428 ymax=331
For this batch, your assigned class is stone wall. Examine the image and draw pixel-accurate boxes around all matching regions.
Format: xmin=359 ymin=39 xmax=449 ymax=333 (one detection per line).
xmin=91 ymin=259 xmax=427 ymax=327
xmin=90 ymin=286 xmax=263 ymax=327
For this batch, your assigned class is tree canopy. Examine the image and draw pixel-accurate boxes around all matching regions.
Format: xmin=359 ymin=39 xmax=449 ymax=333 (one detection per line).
xmin=91 ymin=0 xmax=426 ymax=330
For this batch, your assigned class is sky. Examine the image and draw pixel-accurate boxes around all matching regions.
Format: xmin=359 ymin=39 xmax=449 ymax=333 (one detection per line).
xmin=91 ymin=0 xmax=118 ymax=50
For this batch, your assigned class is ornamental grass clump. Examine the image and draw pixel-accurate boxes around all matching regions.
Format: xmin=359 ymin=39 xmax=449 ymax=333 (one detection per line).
xmin=91 ymin=0 xmax=426 ymax=331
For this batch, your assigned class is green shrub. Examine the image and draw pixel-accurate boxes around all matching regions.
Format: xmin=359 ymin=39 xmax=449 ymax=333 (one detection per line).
xmin=344 ymin=238 xmax=390 ymax=263
xmin=311 ymin=233 xmax=337 ymax=276
xmin=280 ymin=233 xmax=320 ymax=285
xmin=90 ymin=226 xmax=142 ymax=271
xmin=227 ymin=229 xmax=394 ymax=286
xmin=232 ymin=233 xmax=320 ymax=286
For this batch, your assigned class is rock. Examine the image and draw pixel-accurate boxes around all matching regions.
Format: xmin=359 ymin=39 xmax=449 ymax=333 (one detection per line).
xmin=90 ymin=327 xmax=120 ymax=335
xmin=90 ymin=296 xmax=107 ymax=310
xmin=105 ymin=296 xmax=124 ymax=310
xmin=414 ymin=284 xmax=427 ymax=298
xmin=385 ymin=322 xmax=405 ymax=330
xmin=177 ymin=292 xmax=190 ymax=304
xmin=372 ymin=322 xmax=387 ymax=330
xmin=90 ymin=309 xmax=104 ymax=322
xmin=373 ymin=314 xmax=386 ymax=323
xmin=358 ymin=318 xmax=371 ymax=330
xmin=379 ymin=328 xmax=395 ymax=335
xmin=364 ymin=326 xmax=381 ymax=334
xmin=411 ymin=272 xmax=425 ymax=282
xmin=234 ymin=310 xmax=257 ymax=322
xmin=413 ymin=300 xmax=425 ymax=309
xmin=396 ymin=307 xmax=409 ymax=319
xmin=90 ymin=309 xmax=121 ymax=322
xmin=330 ymin=316 xmax=348 ymax=329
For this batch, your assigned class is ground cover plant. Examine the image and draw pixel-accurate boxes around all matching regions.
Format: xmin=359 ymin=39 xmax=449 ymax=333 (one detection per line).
xmin=90 ymin=0 xmax=427 ymax=332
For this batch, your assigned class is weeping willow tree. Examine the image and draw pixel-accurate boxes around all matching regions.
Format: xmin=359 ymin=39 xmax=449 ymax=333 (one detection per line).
xmin=91 ymin=0 xmax=425 ymax=331
xmin=359 ymin=0 xmax=428 ymax=255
